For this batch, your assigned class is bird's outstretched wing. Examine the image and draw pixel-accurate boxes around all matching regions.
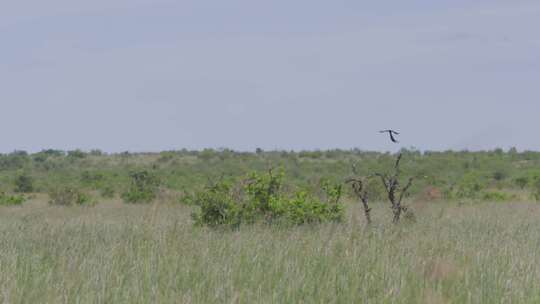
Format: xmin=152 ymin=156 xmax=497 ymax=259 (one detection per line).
xmin=379 ymin=129 xmax=400 ymax=143
xmin=389 ymin=132 xmax=399 ymax=143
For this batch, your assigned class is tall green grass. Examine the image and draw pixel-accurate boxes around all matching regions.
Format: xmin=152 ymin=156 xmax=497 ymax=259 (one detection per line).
xmin=1 ymin=199 xmax=540 ymax=303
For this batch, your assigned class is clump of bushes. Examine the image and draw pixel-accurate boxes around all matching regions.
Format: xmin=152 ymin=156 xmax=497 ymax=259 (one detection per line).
xmin=80 ymin=170 xmax=105 ymax=185
xmin=481 ymin=191 xmax=516 ymax=202
xmin=190 ymin=169 xmax=344 ymax=228
xmin=67 ymin=149 xmax=87 ymax=159
xmin=533 ymin=178 xmax=540 ymax=202
xmin=80 ymin=171 xmax=117 ymax=198
xmin=48 ymin=186 xmax=93 ymax=206
xmin=14 ymin=172 xmax=34 ymax=193
xmin=514 ymin=176 xmax=529 ymax=190
xmin=122 ymin=170 xmax=160 ymax=203
xmin=0 ymin=192 xmax=26 ymax=206
xmin=98 ymin=185 xmax=116 ymax=199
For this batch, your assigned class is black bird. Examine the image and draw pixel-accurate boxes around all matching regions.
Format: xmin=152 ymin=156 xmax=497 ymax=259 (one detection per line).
xmin=380 ymin=130 xmax=400 ymax=143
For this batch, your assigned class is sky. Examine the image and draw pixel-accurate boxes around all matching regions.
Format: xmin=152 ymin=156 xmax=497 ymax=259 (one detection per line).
xmin=1 ymin=0 xmax=539 ymax=153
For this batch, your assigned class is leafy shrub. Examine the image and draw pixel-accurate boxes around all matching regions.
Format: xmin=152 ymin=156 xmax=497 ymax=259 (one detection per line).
xmin=191 ymin=180 xmax=241 ymax=227
xmin=533 ymin=178 xmax=540 ymax=202
xmin=481 ymin=191 xmax=516 ymax=202
xmin=274 ymin=191 xmax=343 ymax=225
xmin=244 ymin=169 xmax=284 ymax=217
xmin=89 ymin=149 xmax=103 ymax=156
xmin=14 ymin=172 xmax=34 ymax=193
xmin=299 ymin=151 xmax=323 ymax=159
xmin=33 ymin=149 xmax=64 ymax=163
xmin=122 ymin=170 xmax=160 ymax=203
xmin=157 ymin=152 xmax=176 ymax=163
xmin=514 ymin=177 xmax=529 ymax=190
xmin=0 ymin=151 xmax=29 ymax=170
xmin=32 ymin=154 xmax=48 ymax=163
xmin=191 ymin=169 xmax=344 ymax=228
xmin=48 ymin=187 xmax=93 ymax=206
xmin=80 ymin=171 xmax=105 ymax=184
xmin=198 ymin=149 xmax=216 ymax=161
xmin=41 ymin=149 xmax=65 ymax=157
xmin=492 ymin=170 xmax=507 ymax=181
xmin=67 ymin=150 xmax=87 ymax=159
xmin=0 ymin=192 xmax=26 ymax=206
xmin=98 ymin=185 xmax=116 ymax=199
xmin=453 ymin=172 xmax=484 ymax=199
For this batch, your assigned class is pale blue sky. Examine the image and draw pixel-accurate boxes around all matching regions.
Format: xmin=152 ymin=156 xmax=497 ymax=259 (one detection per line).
xmin=1 ymin=1 xmax=539 ymax=152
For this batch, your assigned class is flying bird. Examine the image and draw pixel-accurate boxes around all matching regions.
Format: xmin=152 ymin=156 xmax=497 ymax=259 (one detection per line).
xmin=380 ymin=130 xmax=400 ymax=143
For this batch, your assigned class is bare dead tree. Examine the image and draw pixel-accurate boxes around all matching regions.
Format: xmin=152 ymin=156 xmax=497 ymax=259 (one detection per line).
xmin=375 ymin=153 xmax=415 ymax=223
xmin=346 ymin=177 xmax=372 ymax=224
xmin=346 ymin=163 xmax=373 ymax=224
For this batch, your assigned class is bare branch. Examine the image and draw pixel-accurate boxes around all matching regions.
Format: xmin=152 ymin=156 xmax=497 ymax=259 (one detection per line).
xmin=373 ymin=153 xmax=415 ymax=223
xmin=394 ymin=153 xmax=403 ymax=170
xmin=346 ymin=167 xmax=373 ymax=225
xmin=398 ymin=177 xmax=415 ymax=204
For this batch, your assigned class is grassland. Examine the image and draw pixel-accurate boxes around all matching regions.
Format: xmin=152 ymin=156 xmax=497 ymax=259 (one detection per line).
xmin=2 ymin=149 xmax=540 ymax=303
xmin=2 ymin=196 xmax=540 ymax=303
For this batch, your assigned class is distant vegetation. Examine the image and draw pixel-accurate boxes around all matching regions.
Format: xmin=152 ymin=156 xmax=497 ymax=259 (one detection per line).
xmin=3 ymin=148 xmax=540 ymax=302
xmin=1 ymin=147 xmax=540 ymax=217
xmin=0 ymin=149 xmax=540 ymax=202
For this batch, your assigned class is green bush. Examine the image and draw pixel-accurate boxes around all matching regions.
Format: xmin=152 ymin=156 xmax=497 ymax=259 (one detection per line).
xmin=275 ymin=191 xmax=343 ymax=225
xmin=514 ymin=177 xmax=529 ymax=190
xmin=452 ymin=172 xmax=484 ymax=199
xmin=492 ymin=170 xmax=507 ymax=181
xmin=0 ymin=151 xmax=29 ymax=170
xmin=244 ymin=169 xmax=284 ymax=218
xmin=14 ymin=173 xmax=34 ymax=193
xmin=198 ymin=149 xmax=216 ymax=161
xmin=191 ymin=169 xmax=344 ymax=228
xmin=89 ymin=149 xmax=103 ymax=156
xmin=533 ymin=179 xmax=540 ymax=202
xmin=49 ymin=187 xmax=93 ymax=206
xmin=80 ymin=171 xmax=105 ymax=185
xmin=67 ymin=150 xmax=87 ymax=159
xmin=157 ymin=152 xmax=176 ymax=163
xmin=98 ymin=185 xmax=116 ymax=199
xmin=191 ymin=181 xmax=241 ymax=227
xmin=0 ymin=192 xmax=26 ymax=206
xmin=122 ymin=170 xmax=160 ymax=203
xmin=481 ymin=191 xmax=516 ymax=202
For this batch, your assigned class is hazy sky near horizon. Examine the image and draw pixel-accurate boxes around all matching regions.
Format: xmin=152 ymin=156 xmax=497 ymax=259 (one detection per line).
xmin=1 ymin=1 xmax=539 ymax=153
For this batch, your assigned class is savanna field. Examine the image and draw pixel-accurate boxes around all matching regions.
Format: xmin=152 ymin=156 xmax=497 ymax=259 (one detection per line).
xmin=2 ymin=149 xmax=540 ymax=303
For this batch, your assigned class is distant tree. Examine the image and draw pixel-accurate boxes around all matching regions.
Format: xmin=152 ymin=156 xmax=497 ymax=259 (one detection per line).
xmin=40 ymin=149 xmax=65 ymax=157
xmin=122 ymin=170 xmax=161 ymax=204
xmin=514 ymin=177 xmax=529 ymax=190
xmin=67 ymin=150 xmax=86 ymax=159
xmin=198 ymin=149 xmax=216 ymax=161
xmin=89 ymin=149 xmax=103 ymax=156
xmin=533 ymin=179 xmax=540 ymax=201
xmin=14 ymin=172 xmax=34 ymax=193
xmin=493 ymin=170 xmax=507 ymax=181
